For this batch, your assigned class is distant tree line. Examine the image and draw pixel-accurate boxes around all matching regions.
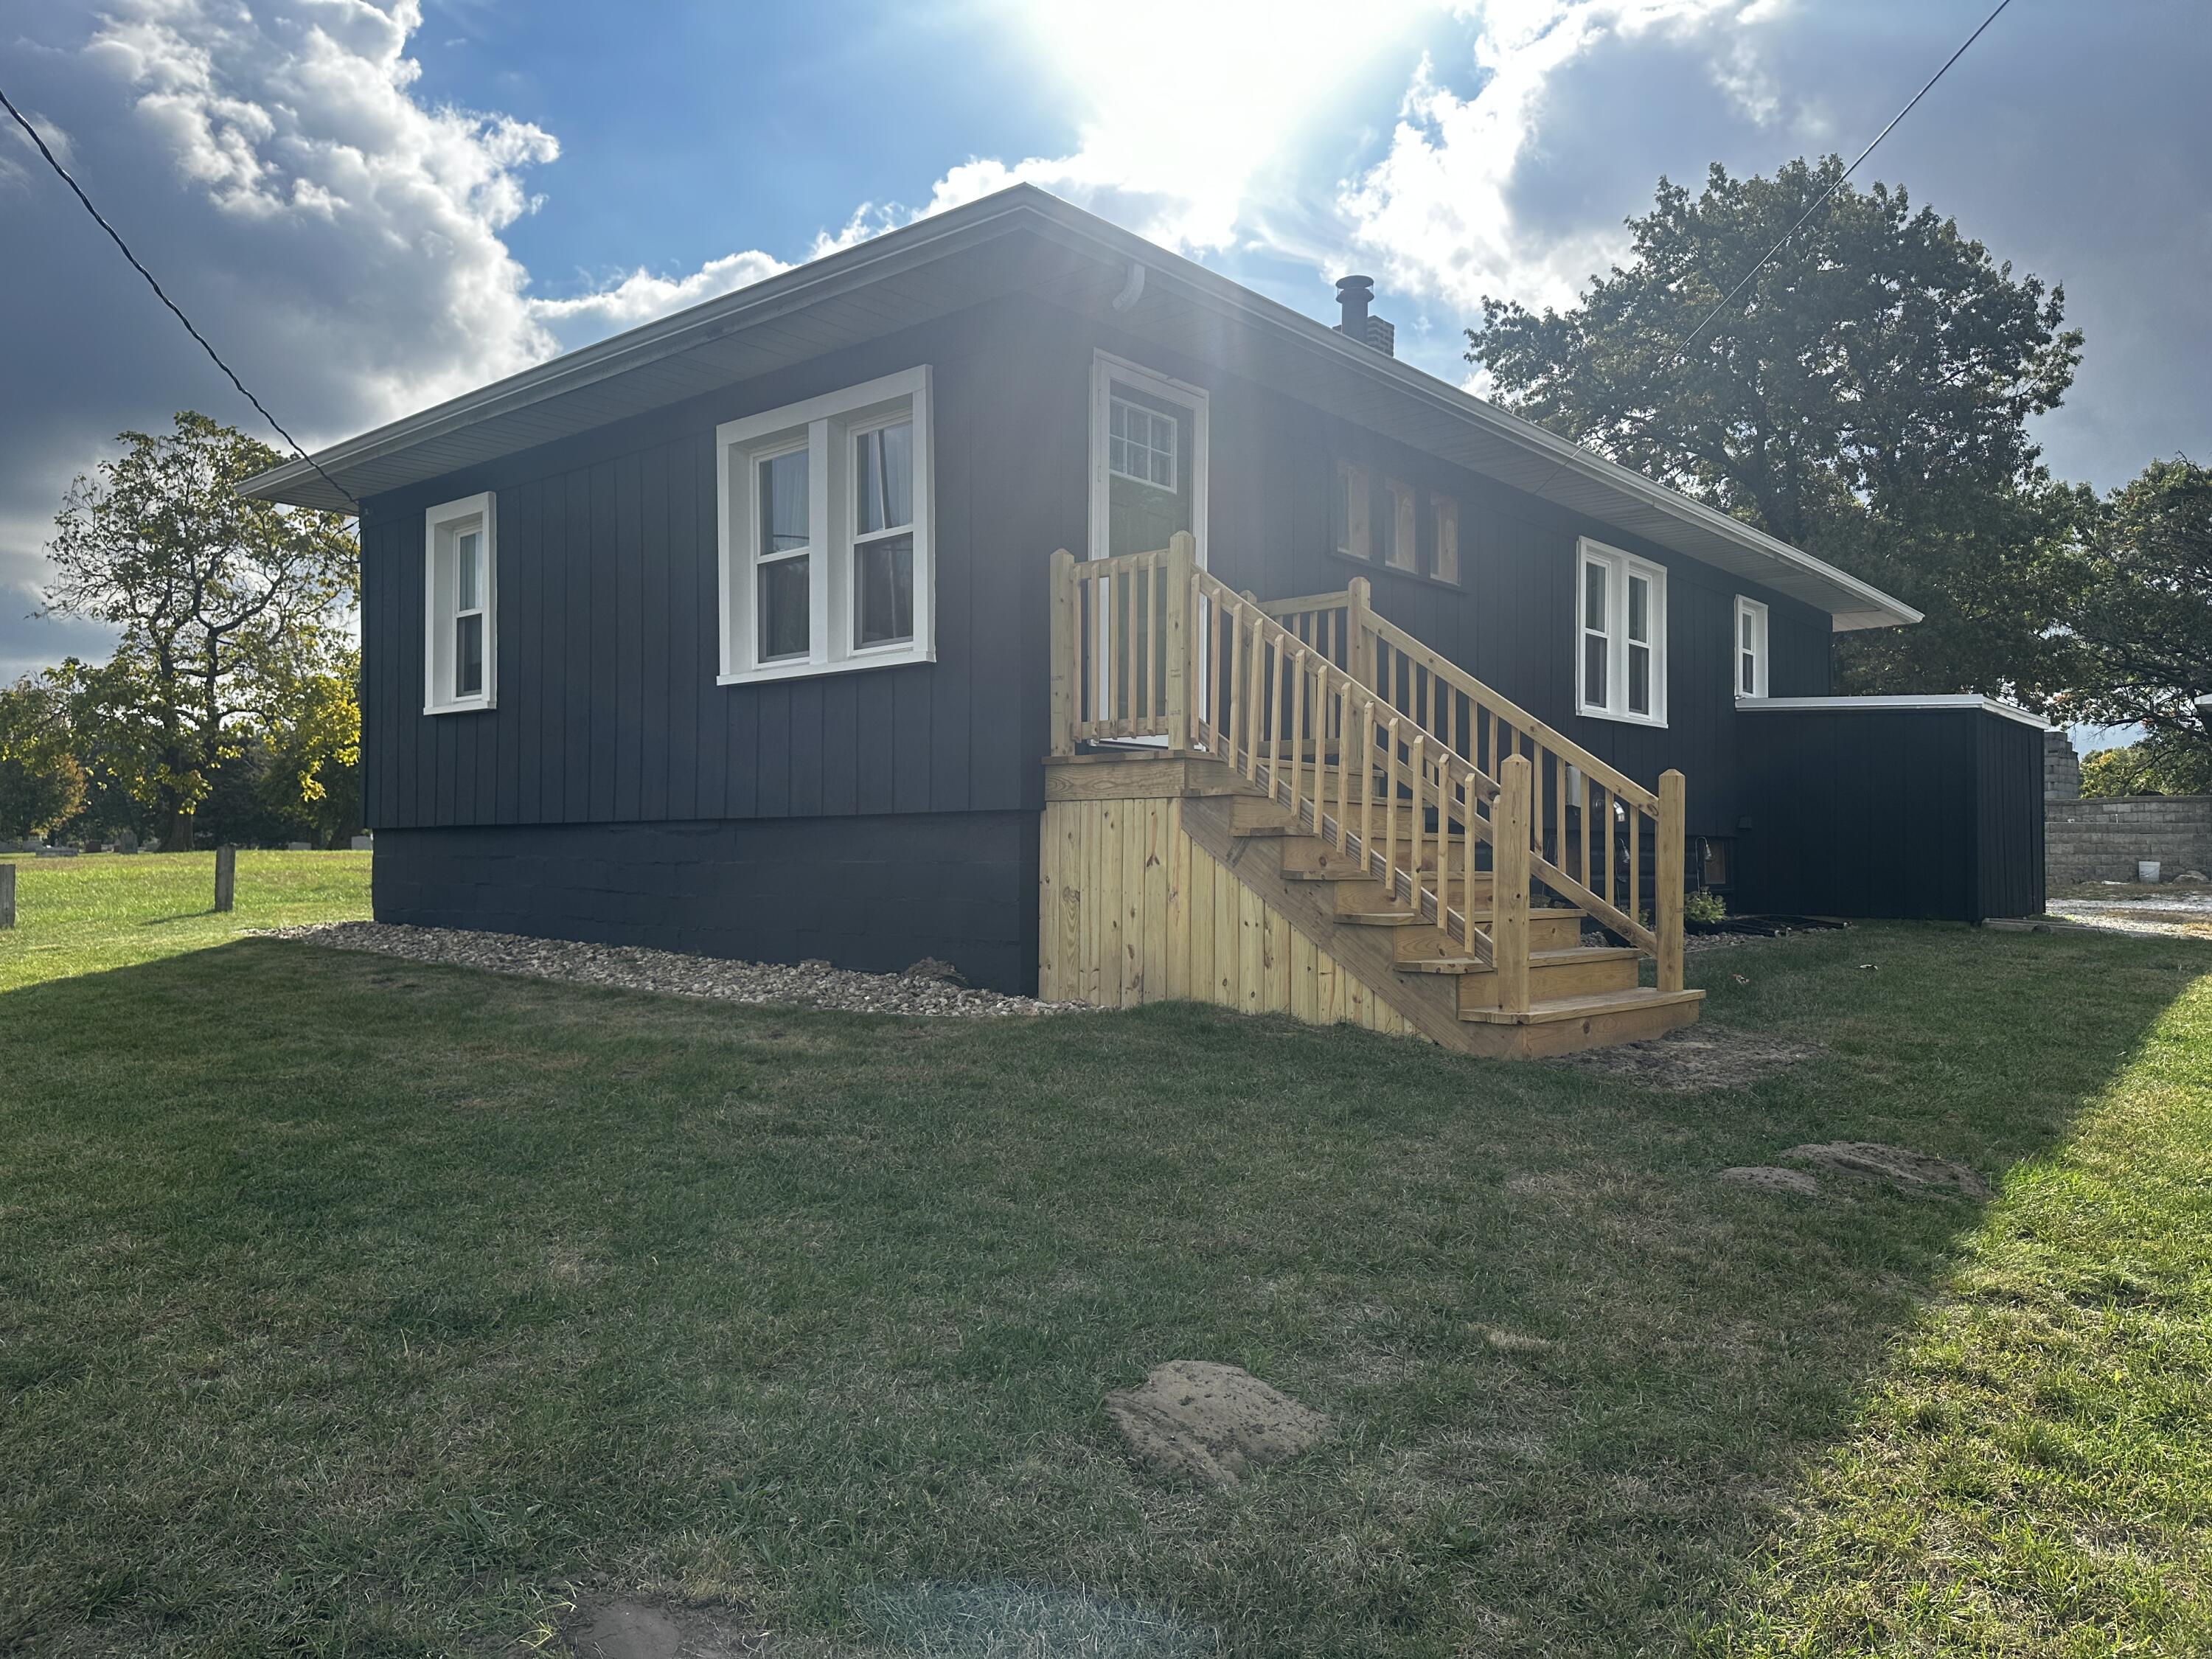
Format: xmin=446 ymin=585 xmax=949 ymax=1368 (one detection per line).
xmin=1470 ymin=157 xmax=2211 ymax=795
xmin=0 ymin=413 xmax=361 ymax=848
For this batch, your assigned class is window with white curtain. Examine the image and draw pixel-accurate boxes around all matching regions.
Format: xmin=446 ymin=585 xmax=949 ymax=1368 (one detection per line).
xmin=1575 ymin=537 xmax=1667 ymax=725
xmin=424 ymin=492 xmax=495 ymax=714
xmin=1735 ymin=594 xmax=1770 ymax=698
xmin=717 ymin=366 xmax=933 ymax=684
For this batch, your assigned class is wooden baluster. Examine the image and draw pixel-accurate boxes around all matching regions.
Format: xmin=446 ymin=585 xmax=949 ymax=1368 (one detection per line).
xmin=1164 ymin=534 xmax=1192 ymax=751
xmin=1382 ymin=719 xmax=1399 ymax=902
xmin=1462 ymin=767 xmax=1480 ymax=955
xmin=1348 ymin=577 xmax=1373 ymax=695
xmin=1359 ymin=702 xmax=1375 ymax=879
xmin=1436 ymin=765 xmax=1454 ymax=942
xmin=1629 ymin=807 xmax=1641 ymax=930
xmin=1287 ymin=647 xmax=1305 ymax=820
xmin=1407 ymin=733 xmax=1426 ymax=915
xmin=1267 ymin=635 xmax=1285 ymax=804
xmin=1552 ymin=748 xmax=1565 ymax=875
xmin=1245 ymin=605 xmax=1265 ymax=781
xmin=1494 ymin=756 xmax=1531 ymax=1013
xmin=1049 ymin=549 xmax=1076 ymax=756
xmin=1335 ymin=684 xmax=1352 ymax=853
xmin=1658 ymin=772 xmax=1686 ymax=992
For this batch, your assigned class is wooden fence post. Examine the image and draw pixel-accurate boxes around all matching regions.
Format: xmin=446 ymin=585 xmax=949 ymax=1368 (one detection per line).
xmin=0 ymin=860 xmax=14 ymax=931
xmin=1495 ymin=754 xmax=1532 ymax=1014
xmin=214 ymin=843 xmax=237 ymax=914
xmin=1657 ymin=769 xmax=1686 ymax=992
xmin=1163 ymin=531 xmax=1194 ymax=753
xmin=1048 ymin=549 xmax=1077 ymax=757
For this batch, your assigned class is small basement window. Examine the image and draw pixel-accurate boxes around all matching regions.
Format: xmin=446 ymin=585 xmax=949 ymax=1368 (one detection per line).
xmin=1735 ymin=595 xmax=1770 ymax=698
xmin=718 ymin=366 xmax=933 ymax=684
xmin=424 ymin=492 xmax=495 ymax=714
xmin=1576 ymin=537 xmax=1666 ymax=726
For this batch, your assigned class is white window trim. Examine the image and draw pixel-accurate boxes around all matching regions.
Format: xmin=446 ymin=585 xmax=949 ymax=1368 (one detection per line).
xmin=1734 ymin=594 xmax=1770 ymax=700
xmin=1086 ymin=349 xmax=1208 ymax=568
xmin=1574 ymin=536 xmax=1668 ymax=727
xmin=423 ymin=491 xmax=496 ymax=714
xmin=717 ymin=365 xmax=935 ymax=686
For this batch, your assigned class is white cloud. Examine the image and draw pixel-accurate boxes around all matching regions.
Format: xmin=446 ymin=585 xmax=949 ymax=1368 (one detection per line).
xmin=1340 ymin=0 xmax=1790 ymax=317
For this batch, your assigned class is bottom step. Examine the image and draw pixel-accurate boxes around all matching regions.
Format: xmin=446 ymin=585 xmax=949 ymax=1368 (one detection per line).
xmin=1455 ymin=987 xmax=1705 ymax=1059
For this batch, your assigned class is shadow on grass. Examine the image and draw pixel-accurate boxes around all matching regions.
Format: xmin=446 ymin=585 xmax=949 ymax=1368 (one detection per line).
xmin=0 ymin=924 xmax=2203 ymax=1658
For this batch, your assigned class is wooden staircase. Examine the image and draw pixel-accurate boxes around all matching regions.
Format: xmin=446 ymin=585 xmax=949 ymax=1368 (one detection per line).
xmin=1041 ymin=535 xmax=1703 ymax=1058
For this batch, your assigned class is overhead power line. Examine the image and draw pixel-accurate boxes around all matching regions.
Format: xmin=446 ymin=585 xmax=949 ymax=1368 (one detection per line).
xmin=0 ymin=85 xmax=359 ymax=514
xmin=1670 ymin=0 xmax=2017 ymax=366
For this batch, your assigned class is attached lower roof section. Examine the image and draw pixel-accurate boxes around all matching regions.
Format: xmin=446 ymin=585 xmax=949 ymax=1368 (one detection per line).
xmin=240 ymin=184 xmax=1920 ymax=633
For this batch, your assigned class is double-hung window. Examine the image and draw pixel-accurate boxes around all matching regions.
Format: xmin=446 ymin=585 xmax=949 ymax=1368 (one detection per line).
xmin=718 ymin=366 xmax=933 ymax=683
xmin=1430 ymin=493 xmax=1460 ymax=584
xmin=1382 ymin=477 xmax=1419 ymax=572
xmin=1576 ymin=538 xmax=1666 ymax=725
xmin=1333 ymin=459 xmax=1371 ymax=561
xmin=1734 ymin=595 xmax=1770 ymax=698
xmin=424 ymin=492 xmax=495 ymax=714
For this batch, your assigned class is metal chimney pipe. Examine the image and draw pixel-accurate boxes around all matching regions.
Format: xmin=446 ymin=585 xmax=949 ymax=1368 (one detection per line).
xmin=1336 ymin=275 xmax=1374 ymax=338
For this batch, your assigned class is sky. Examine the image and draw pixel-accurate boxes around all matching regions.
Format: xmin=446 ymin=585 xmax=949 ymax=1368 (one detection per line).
xmin=2 ymin=0 xmax=2208 ymax=729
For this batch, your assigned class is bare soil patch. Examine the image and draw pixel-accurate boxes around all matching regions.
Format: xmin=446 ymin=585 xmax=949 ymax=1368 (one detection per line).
xmin=1549 ymin=1026 xmax=1821 ymax=1093
xmin=559 ymin=1594 xmax=766 ymax=1658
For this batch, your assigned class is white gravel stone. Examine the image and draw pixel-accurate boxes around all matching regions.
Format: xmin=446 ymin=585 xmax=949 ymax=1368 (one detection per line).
xmin=260 ymin=921 xmax=1087 ymax=1019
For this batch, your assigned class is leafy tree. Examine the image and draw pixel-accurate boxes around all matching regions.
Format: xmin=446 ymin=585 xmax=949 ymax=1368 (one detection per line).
xmin=2052 ymin=457 xmax=2212 ymax=784
xmin=2079 ymin=734 xmax=2212 ymax=799
xmin=40 ymin=412 xmax=356 ymax=850
xmin=1469 ymin=157 xmax=2084 ymax=695
xmin=256 ymin=655 xmax=363 ymax=847
xmin=0 ymin=677 xmax=87 ymax=840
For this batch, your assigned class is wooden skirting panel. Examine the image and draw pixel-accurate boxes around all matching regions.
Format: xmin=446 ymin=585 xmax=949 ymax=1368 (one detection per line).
xmin=1039 ymin=794 xmax=1418 ymax=1037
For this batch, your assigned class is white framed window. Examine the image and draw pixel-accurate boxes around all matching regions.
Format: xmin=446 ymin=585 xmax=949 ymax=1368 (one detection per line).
xmin=423 ymin=492 xmax=495 ymax=714
xmin=1735 ymin=595 xmax=1770 ymax=698
xmin=1108 ymin=395 xmax=1178 ymax=492
xmin=1575 ymin=537 xmax=1667 ymax=726
xmin=717 ymin=366 xmax=933 ymax=684
xmin=1430 ymin=493 xmax=1460 ymax=585
xmin=1382 ymin=477 xmax=1418 ymax=572
xmin=1332 ymin=459 xmax=1370 ymax=560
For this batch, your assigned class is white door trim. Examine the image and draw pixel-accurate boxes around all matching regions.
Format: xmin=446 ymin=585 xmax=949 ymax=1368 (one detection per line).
xmin=1086 ymin=349 xmax=1208 ymax=569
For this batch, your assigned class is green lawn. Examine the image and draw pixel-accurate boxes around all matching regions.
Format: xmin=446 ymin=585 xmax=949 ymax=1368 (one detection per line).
xmin=1 ymin=865 xmax=2207 ymax=1657
xmin=0 ymin=849 xmax=371 ymax=992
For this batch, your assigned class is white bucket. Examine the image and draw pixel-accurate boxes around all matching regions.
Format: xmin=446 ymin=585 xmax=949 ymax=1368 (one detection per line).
xmin=2138 ymin=860 xmax=2162 ymax=883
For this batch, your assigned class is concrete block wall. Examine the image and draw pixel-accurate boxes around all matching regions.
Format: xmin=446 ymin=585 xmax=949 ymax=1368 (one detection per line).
xmin=2046 ymin=794 xmax=2212 ymax=885
xmin=2045 ymin=730 xmax=2081 ymax=801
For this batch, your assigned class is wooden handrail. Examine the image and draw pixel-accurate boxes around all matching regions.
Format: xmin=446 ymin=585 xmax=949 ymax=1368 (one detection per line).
xmin=1046 ymin=549 xmax=1685 ymax=998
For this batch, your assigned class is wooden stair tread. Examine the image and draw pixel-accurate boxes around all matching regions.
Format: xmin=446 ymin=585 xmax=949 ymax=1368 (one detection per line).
xmin=1399 ymin=945 xmax=1638 ymax=975
xmin=1458 ymin=986 xmax=1705 ymax=1026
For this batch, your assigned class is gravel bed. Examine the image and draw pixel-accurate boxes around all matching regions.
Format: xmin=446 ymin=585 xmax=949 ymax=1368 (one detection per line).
xmin=262 ymin=921 xmax=1086 ymax=1018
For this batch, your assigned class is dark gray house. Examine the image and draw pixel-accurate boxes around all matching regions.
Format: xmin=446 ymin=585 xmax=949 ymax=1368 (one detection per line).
xmin=243 ymin=185 xmax=2044 ymax=1056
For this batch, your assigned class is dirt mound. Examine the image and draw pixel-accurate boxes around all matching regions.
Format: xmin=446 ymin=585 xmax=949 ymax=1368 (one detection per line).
xmin=1105 ymin=1360 xmax=1331 ymax=1487
xmin=1717 ymin=1165 xmax=1821 ymax=1197
xmin=1782 ymin=1141 xmax=1991 ymax=1200
xmin=561 ymin=1596 xmax=763 ymax=1658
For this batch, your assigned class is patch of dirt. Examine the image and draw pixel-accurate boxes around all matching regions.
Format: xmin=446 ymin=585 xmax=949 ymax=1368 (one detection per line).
xmin=1548 ymin=1026 xmax=1821 ymax=1093
xmin=560 ymin=1596 xmax=766 ymax=1659
xmin=1781 ymin=1141 xmax=1992 ymax=1200
xmin=1715 ymin=1165 xmax=1822 ymax=1198
xmin=1105 ymin=1360 xmax=1331 ymax=1488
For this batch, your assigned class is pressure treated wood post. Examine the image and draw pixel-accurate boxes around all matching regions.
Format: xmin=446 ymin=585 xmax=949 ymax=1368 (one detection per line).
xmin=1048 ymin=549 xmax=1077 ymax=757
xmin=1494 ymin=754 xmax=1532 ymax=1014
xmin=214 ymin=843 xmax=236 ymax=914
xmin=1346 ymin=576 xmax=1374 ymax=691
xmin=1657 ymin=768 xmax=1686 ymax=992
xmin=0 ymin=861 xmax=14 ymax=931
xmin=1164 ymin=531 xmax=1194 ymax=752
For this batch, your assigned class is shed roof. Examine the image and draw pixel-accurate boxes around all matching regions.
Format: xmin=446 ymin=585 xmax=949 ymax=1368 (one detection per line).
xmin=241 ymin=184 xmax=1919 ymax=631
